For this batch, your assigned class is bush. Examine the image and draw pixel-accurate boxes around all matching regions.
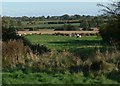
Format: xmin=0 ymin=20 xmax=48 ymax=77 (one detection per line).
xmin=2 ymin=27 xmax=20 ymax=41
xmin=30 ymin=44 xmax=50 ymax=55
xmin=22 ymin=37 xmax=50 ymax=55
xmin=99 ymin=21 xmax=120 ymax=44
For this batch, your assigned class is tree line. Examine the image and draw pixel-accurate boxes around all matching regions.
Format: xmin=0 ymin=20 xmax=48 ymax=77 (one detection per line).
xmin=2 ymin=15 xmax=111 ymax=31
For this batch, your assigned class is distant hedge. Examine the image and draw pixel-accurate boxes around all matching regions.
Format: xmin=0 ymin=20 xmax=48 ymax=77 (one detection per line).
xmin=54 ymin=24 xmax=79 ymax=31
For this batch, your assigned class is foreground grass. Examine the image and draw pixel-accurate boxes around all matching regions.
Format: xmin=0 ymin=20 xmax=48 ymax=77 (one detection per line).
xmin=2 ymin=71 xmax=119 ymax=84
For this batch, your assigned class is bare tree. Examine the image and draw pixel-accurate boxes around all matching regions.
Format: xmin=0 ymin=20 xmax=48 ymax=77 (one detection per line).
xmin=97 ymin=1 xmax=120 ymax=18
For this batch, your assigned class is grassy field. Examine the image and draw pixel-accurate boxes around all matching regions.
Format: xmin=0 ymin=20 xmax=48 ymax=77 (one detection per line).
xmin=24 ymin=34 xmax=102 ymax=50
xmin=22 ymin=20 xmax=80 ymax=29
xmin=28 ymin=23 xmax=80 ymax=28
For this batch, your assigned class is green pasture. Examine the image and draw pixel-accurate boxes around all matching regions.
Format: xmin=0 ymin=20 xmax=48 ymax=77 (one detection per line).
xmin=22 ymin=21 xmax=80 ymax=29
xmin=24 ymin=34 xmax=102 ymax=50
xmin=28 ymin=23 xmax=80 ymax=28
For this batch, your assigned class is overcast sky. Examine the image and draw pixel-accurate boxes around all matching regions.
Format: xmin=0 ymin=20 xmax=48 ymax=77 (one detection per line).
xmin=2 ymin=0 xmax=112 ymax=17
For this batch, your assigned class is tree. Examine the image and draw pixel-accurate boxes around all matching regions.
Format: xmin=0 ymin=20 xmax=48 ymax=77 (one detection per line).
xmin=80 ymin=20 xmax=91 ymax=30
xmin=46 ymin=16 xmax=50 ymax=20
xmin=97 ymin=1 xmax=120 ymax=18
xmin=17 ymin=21 xmax=23 ymax=30
xmin=60 ymin=14 xmax=70 ymax=20
xmin=2 ymin=17 xmax=10 ymax=29
xmin=98 ymin=1 xmax=120 ymax=43
xmin=2 ymin=17 xmax=19 ymax=41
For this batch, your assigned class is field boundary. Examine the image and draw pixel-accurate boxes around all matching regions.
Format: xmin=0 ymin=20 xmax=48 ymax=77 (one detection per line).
xmin=17 ymin=30 xmax=99 ymax=36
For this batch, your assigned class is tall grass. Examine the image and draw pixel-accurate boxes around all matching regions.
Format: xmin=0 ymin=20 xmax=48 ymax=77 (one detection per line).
xmin=2 ymin=39 xmax=82 ymax=73
xmin=31 ymin=50 xmax=82 ymax=73
xmin=2 ymin=39 xmax=33 ymax=71
xmin=2 ymin=40 xmax=46 ymax=70
xmin=3 ymin=39 xmax=120 ymax=75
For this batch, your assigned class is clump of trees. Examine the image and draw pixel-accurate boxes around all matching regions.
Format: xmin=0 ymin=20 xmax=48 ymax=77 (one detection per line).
xmin=80 ymin=20 xmax=91 ymax=30
xmin=98 ymin=1 xmax=120 ymax=44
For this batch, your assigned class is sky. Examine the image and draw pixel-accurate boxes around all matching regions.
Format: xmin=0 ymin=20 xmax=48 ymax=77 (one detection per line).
xmin=2 ymin=1 xmax=111 ymax=17
xmin=2 ymin=0 xmax=111 ymax=2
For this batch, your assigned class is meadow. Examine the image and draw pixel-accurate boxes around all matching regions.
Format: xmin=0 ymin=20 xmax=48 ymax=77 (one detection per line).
xmin=24 ymin=34 xmax=102 ymax=49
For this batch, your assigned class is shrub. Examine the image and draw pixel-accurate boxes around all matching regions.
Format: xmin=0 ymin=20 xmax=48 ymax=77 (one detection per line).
xmin=22 ymin=37 xmax=50 ymax=55
xmin=30 ymin=44 xmax=50 ymax=55
xmin=2 ymin=27 xmax=20 ymax=41
xmin=99 ymin=21 xmax=120 ymax=44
